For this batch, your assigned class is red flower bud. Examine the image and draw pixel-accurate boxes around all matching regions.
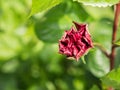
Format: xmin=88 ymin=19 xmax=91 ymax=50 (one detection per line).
xmin=59 ymin=21 xmax=93 ymax=61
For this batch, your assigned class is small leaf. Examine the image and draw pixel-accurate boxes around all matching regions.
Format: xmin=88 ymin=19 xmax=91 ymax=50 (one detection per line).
xmin=81 ymin=56 xmax=86 ymax=64
xmin=73 ymin=0 xmax=119 ymax=7
xmin=101 ymin=67 xmax=120 ymax=89
xmin=29 ymin=0 xmax=63 ymax=17
xmin=114 ymin=39 xmax=120 ymax=46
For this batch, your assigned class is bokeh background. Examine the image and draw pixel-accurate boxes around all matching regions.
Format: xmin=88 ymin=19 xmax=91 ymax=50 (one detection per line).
xmin=0 ymin=0 xmax=120 ymax=90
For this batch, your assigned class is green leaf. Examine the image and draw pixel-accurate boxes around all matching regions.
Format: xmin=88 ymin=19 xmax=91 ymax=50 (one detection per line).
xmin=86 ymin=48 xmax=109 ymax=77
xmin=90 ymin=85 xmax=100 ymax=90
xmin=0 ymin=75 xmax=17 ymax=90
xmin=101 ymin=67 xmax=120 ymax=89
xmin=30 ymin=0 xmax=63 ymax=17
xmin=90 ymin=19 xmax=112 ymax=50
xmin=38 ymin=44 xmax=62 ymax=74
xmin=82 ymin=5 xmax=113 ymax=20
xmin=115 ymin=48 xmax=120 ymax=68
xmin=34 ymin=4 xmax=65 ymax=43
xmin=34 ymin=1 xmax=90 ymax=43
xmin=0 ymin=0 xmax=28 ymax=32
xmin=73 ymin=0 xmax=119 ymax=7
xmin=114 ymin=39 xmax=120 ymax=46
xmin=86 ymin=19 xmax=112 ymax=77
xmin=0 ymin=34 xmax=22 ymax=60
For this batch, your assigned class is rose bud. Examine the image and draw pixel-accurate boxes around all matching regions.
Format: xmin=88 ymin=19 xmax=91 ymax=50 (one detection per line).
xmin=59 ymin=21 xmax=93 ymax=61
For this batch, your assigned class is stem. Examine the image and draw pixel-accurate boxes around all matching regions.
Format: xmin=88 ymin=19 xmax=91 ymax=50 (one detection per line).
xmin=93 ymin=43 xmax=110 ymax=58
xmin=110 ymin=3 xmax=120 ymax=71
xmin=107 ymin=3 xmax=120 ymax=90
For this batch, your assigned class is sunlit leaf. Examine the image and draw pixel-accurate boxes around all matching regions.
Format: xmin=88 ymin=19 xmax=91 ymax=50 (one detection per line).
xmin=73 ymin=0 xmax=119 ymax=7
xmin=0 ymin=34 xmax=22 ymax=60
xmin=101 ymin=67 xmax=120 ymax=89
xmin=0 ymin=0 xmax=29 ymax=32
xmin=30 ymin=0 xmax=63 ymax=17
xmin=114 ymin=39 xmax=120 ymax=46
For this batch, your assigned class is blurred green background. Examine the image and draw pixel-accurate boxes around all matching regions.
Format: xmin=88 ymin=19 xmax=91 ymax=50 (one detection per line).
xmin=0 ymin=0 xmax=120 ymax=90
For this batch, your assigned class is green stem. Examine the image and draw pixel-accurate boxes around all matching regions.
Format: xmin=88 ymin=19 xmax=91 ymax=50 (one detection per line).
xmin=93 ymin=43 xmax=110 ymax=58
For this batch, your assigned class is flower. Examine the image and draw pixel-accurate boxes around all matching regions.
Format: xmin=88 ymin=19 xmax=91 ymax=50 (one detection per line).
xmin=59 ymin=21 xmax=93 ymax=61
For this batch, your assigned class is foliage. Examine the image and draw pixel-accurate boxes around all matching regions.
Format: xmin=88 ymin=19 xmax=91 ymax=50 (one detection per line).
xmin=30 ymin=0 xmax=63 ymax=17
xmin=101 ymin=67 xmax=120 ymax=89
xmin=114 ymin=39 xmax=120 ymax=46
xmin=74 ymin=0 xmax=119 ymax=7
xmin=0 ymin=0 xmax=120 ymax=90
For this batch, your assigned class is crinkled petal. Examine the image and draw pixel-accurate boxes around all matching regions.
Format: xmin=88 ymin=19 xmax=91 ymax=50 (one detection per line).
xmin=59 ymin=21 xmax=93 ymax=61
